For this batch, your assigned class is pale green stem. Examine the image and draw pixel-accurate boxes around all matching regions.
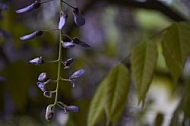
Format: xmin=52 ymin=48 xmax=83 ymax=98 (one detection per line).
xmin=60 ymin=77 xmax=70 ymax=81
xmin=53 ymin=0 xmax=63 ymax=106
xmin=45 ymin=59 xmax=59 ymax=63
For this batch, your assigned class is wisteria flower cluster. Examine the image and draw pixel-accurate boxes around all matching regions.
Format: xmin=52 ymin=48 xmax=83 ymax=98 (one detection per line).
xmin=16 ymin=0 xmax=89 ymax=121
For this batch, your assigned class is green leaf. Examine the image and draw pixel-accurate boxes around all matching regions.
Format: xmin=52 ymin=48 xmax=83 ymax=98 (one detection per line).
xmin=162 ymin=22 xmax=190 ymax=83
xmin=105 ymin=63 xmax=130 ymax=125
xmin=87 ymin=76 xmax=107 ymax=126
xmin=87 ymin=63 xmax=130 ymax=126
xmin=131 ymin=41 xmax=158 ymax=103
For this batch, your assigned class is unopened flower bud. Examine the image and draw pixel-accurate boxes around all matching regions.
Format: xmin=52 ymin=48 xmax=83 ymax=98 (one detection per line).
xmin=69 ymin=69 xmax=85 ymax=81
xmin=65 ymin=105 xmax=79 ymax=112
xmin=72 ymin=37 xmax=90 ymax=47
xmin=29 ymin=57 xmax=44 ymax=65
xmin=73 ymin=8 xmax=85 ymax=26
xmin=16 ymin=1 xmax=41 ymax=14
xmin=74 ymin=15 xmax=85 ymax=26
xmin=62 ymin=42 xmax=75 ymax=48
xmin=46 ymin=112 xmax=53 ymax=121
xmin=45 ymin=104 xmax=54 ymax=121
xmin=38 ymin=72 xmax=49 ymax=82
xmin=58 ymin=13 xmax=68 ymax=30
xmin=36 ymin=82 xmax=48 ymax=92
xmin=20 ymin=30 xmax=43 ymax=41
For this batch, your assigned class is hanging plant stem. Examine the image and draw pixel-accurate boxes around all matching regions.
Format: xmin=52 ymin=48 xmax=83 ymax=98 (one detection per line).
xmin=53 ymin=0 xmax=63 ymax=106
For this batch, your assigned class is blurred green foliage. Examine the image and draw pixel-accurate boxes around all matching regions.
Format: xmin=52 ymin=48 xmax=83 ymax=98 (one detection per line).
xmin=1 ymin=0 xmax=190 ymax=126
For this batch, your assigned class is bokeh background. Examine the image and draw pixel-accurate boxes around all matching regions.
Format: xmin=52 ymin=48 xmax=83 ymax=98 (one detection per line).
xmin=1 ymin=0 xmax=190 ymax=125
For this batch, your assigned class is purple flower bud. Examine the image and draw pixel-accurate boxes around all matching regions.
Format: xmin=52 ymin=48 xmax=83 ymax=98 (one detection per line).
xmin=46 ymin=112 xmax=53 ymax=121
xmin=73 ymin=8 xmax=85 ymax=26
xmin=20 ymin=30 xmax=43 ymax=41
xmin=38 ymin=72 xmax=49 ymax=82
xmin=80 ymin=42 xmax=91 ymax=48
xmin=0 ymin=3 xmax=9 ymax=10
xmin=16 ymin=1 xmax=41 ymax=14
xmin=36 ymin=82 xmax=48 ymax=92
xmin=72 ymin=37 xmax=90 ymax=47
xmin=69 ymin=69 xmax=85 ymax=81
xmin=74 ymin=15 xmax=85 ymax=26
xmin=45 ymin=104 xmax=54 ymax=121
xmin=65 ymin=105 xmax=79 ymax=112
xmin=29 ymin=57 xmax=44 ymax=65
xmin=58 ymin=13 xmax=68 ymax=30
xmin=62 ymin=42 xmax=75 ymax=48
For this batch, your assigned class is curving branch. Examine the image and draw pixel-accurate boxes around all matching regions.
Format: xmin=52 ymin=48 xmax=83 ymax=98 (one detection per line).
xmin=66 ymin=0 xmax=187 ymax=34
xmin=104 ymin=0 xmax=187 ymax=21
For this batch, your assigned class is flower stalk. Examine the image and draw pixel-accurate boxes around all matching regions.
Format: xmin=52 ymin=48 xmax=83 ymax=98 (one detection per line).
xmin=16 ymin=0 xmax=88 ymax=121
xmin=53 ymin=0 xmax=63 ymax=105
